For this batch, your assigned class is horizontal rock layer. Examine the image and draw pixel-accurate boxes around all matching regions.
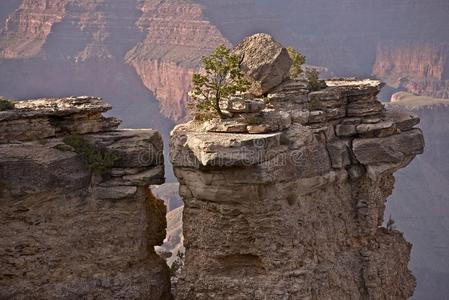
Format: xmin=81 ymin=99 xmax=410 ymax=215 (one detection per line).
xmin=170 ymin=78 xmax=423 ymax=299
xmin=0 ymin=97 xmax=171 ymax=299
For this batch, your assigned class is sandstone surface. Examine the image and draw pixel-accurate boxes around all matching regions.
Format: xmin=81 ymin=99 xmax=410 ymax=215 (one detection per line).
xmin=170 ymin=77 xmax=423 ymax=299
xmin=0 ymin=97 xmax=172 ymax=299
xmin=233 ymin=33 xmax=292 ymax=96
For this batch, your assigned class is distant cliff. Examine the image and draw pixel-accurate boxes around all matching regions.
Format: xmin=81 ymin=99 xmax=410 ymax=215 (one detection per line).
xmin=373 ymin=41 xmax=449 ymax=99
xmin=1 ymin=0 xmax=449 ymax=123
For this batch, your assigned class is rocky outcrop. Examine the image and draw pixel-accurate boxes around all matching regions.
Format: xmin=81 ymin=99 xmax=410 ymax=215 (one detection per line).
xmin=373 ymin=41 xmax=449 ymax=99
xmin=0 ymin=97 xmax=172 ymax=299
xmin=170 ymin=41 xmax=423 ymax=297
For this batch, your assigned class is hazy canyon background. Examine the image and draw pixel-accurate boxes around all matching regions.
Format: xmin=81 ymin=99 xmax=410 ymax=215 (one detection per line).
xmin=0 ymin=0 xmax=448 ymax=298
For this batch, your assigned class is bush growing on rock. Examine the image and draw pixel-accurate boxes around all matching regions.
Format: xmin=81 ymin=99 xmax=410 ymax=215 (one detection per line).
xmin=63 ymin=134 xmax=118 ymax=175
xmin=0 ymin=97 xmax=15 ymax=111
xmin=306 ymin=68 xmax=324 ymax=91
xmin=188 ymin=45 xmax=249 ymax=120
xmin=287 ymin=47 xmax=306 ymax=79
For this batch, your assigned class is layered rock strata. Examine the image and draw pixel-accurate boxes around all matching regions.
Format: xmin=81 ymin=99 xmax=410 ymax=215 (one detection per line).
xmin=170 ymin=77 xmax=424 ymax=298
xmin=373 ymin=41 xmax=449 ymax=99
xmin=0 ymin=97 xmax=172 ymax=299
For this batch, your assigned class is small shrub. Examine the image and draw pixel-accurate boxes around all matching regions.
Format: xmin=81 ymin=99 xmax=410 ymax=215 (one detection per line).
xmin=63 ymin=134 xmax=119 ymax=176
xmin=170 ymin=251 xmax=185 ymax=277
xmin=287 ymin=47 xmax=306 ymax=79
xmin=189 ymin=44 xmax=249 ymax=119
xmin=0 ymin=97 xmax=15 ymax=111
xmin=306 ymin=68 xmax=322 ymax=91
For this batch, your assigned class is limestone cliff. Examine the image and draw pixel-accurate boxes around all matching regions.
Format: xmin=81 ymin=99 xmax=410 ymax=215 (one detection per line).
xmin=0 ymin=97 xmax=172 ymax=299
xmin=170 ymin=35 xmax=423 ymax=299
xmin=373 ymin=41 xmax=449 ymax=99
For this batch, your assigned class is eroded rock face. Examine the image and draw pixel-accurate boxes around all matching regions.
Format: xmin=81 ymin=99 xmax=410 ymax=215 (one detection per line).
xmin=170 ymin=79 xmax=423 ymax=299
xmin=372 ymin=41 xmax=449 ymax=99
xmin=234 ymin=33 xmax=292 ymax=96
xmin=0 ymin=97 xmax=172 ymax=299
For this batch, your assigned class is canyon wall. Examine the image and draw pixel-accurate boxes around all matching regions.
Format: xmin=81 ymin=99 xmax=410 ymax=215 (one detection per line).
xmin=373 ymin=41 xmax=449 ymax=99
xmin=0 ymin=97 xmax=171 ymax=299
xmin=125 ymin=0 xmax=230 ymax=121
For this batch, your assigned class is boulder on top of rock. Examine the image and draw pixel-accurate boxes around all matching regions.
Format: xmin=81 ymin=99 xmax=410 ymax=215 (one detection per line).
xmin=233 ymin=33 xmax=292 ymax=96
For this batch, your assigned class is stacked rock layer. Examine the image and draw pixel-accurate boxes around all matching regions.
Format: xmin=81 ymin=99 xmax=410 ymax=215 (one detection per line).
xmin=0 ymin=97 xmax=171 ymax=299
xmin=170 ymin=34 xmax=424 ymax=299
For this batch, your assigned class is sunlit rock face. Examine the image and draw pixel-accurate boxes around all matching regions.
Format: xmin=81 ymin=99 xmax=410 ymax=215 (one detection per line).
xmin=170 ymin=34 xmax=423 ymax=300
xmin=0 ymin=97 xmax=172 ymax=299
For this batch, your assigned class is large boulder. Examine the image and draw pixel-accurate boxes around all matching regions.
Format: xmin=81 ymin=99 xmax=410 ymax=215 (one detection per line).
xmin=233 ymin=33 xmax=292 ymax=96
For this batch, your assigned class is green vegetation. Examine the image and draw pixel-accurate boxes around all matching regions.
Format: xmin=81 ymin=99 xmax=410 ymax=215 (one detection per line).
xmin=0 ymin=97 xmax=15 ymax=111
xmin=287 ymin=47 xmax=306 ymax=79
xmin=170 ymin=251 xmax=185 ymax=277
xmin=306 ymin=68 xmax=322 ymax=91
xmin=189 ymin=45 xmax=249 ymax=120
xmin=63 ymin=134 xmax=119 ymax=176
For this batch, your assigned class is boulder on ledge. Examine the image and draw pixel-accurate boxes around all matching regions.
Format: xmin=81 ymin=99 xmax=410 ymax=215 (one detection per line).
xmin=233 ymin=33 xmax=292 ymax=96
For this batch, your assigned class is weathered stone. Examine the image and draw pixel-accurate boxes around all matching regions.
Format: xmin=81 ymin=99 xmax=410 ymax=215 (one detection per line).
xmin=204 ymin=119 xmax=249 ymax=133
xmin=0 ymin=97 xmax=171 ymax=299
xmin=0 ymin=97 xmax=121 ymax=143
xmin=290 ymin=109 xmax=310 ymax=124
xmin=353 ymin=129 xmax=424 ymax=165
xmin=93 ymin=185 xmax=138 ymax=200
xmin=247 ymin=124 xmax=271 ymax=134
xmin=308 ymin=89 xmax=345 ymax=109
xmin=171 ymin=77 xmax=422 ymax=300
xmin=327 ymin=140 xmax=351 ymax=168
xmin=308 ymin=110 xmax=326 ymax=123
xmin=387 ymin=110 xmax=420 ymax=131
xmin=233 ymin=33 xmax=292 ymax=96
xmin=347 ymin=100 xmax=384 ymax=117
xmin=226 ymin=97 xmax=265 ymax=113
xmin=336 ymin=124 xmax=357 ymax=137
xmin=356 ymin=121 xmax=396 ymax=137
xmin=122 ymin=165 xmax=165 ymax=186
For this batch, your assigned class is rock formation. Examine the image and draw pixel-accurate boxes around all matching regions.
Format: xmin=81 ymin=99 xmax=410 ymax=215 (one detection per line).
xmin=0 ymin=97 xmax=172 ymax=299
xmin=373 ymin=41 xmax=449 ymax=99
xmin=170 ymin=35 xmax=424 ymax=299
xmin=1 ymin=0 xmax=449 ymax=122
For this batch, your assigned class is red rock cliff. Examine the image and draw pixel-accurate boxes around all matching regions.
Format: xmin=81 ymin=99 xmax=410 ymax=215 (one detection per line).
xmin=373 ymin=41 xmax=449 ymax=98
xmin=125 ymin=0 xmax=230 ymax=121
